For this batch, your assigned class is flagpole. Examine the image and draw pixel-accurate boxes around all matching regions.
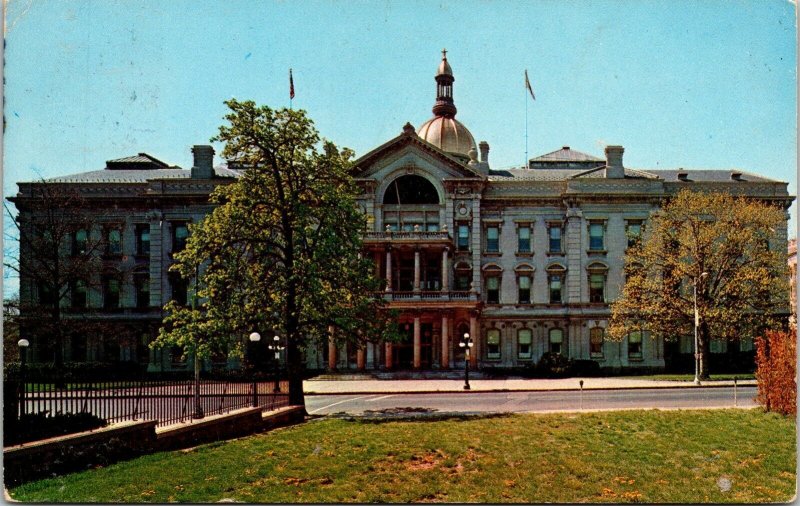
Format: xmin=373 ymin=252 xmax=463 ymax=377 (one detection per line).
xmin=525 ymin=71 xmax=528 ymax=169
xmin=289 ymin=68 xmax=294 ymax=110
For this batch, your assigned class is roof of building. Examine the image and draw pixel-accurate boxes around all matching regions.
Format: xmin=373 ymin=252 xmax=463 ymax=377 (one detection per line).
xmin=45 ymin=166 xmax=239 ymax=183
xmin=645 ymin=169 xmax=778 ymax=183
xmin=530 ymin=146 xmax=603 ymax=163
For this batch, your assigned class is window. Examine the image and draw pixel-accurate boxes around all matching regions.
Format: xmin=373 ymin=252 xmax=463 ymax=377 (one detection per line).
xmin=486 ymin=276 xmax=500 ymax=304
xmin=486 ymin=226 xmax=499 ymax=253
xmin=135 ymin=273 xmax=150 ymax=309
xmin=590 ymin=327 xmax=604 ymax=358
xmin=71 ymin=280 xmax=87 ymax=309
xmin=106 ymin=228 xmax=122 ymax=256
xmin=628 ymin=331 xmax=644 ymax=359
xmin=518 ymin=329 xmax=532 ymax=359
xmin=103 ymin=276 xmax=121 ymax=310
xmin=38 ymin=282 xmax=56 ymax=306
xmin=518 ymin=275 xmax=531 ymax=304
xmin=589 ymin=222 xmax=605 ymax=251
xmin=457 ymin=224 xmax=470 ymax=251
xmin=455 ymin=263 xmax=472 ymax=291
xmin=589 ymin=273 xmax=606 ymax=303
xmin=170 ymin=274 xmax=189 ymax=306
xmin=172 ymin=223 xmax=189 ymax=253
xmin=486 ymin=329 xmax=501 ymax=359
xmin=517 ymin=225 xmax=531 ymax=253
xmin=72 ymin=229 xmax=88 ymax=256
xmin=625 ymin=220 xmax=642 ymax=249
xmin=548 ymin=224 xmax=562 ymax=253
xmin=549 ymin=328 xmax=563 ymax=354
xmin=426 ymin=223 xmax=439 ymax=232
xmin=549 ymin=273 xmax=562 ymax=303
xmin=136 ymin=225 xmax=150 ymax=256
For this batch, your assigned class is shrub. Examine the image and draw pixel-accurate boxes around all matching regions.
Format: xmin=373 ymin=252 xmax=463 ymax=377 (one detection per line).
xmin=755 ymin=330 xmax=796 ymax=416
xmin=536 ymin=352 xmax=574 ymax=378
xmin=572 ymin=359 xmax=601 ymax=377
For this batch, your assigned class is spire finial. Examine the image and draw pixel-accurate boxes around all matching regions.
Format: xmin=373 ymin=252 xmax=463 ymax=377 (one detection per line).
xmin=442 ymin=48 xmax=447 ymax=60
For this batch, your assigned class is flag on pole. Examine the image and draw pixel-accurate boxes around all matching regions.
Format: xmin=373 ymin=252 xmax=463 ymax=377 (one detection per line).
xmin=289 ymin=68 xmax=295 ymax=100
xmin=524 ymin=69 xmax=535 ymax=100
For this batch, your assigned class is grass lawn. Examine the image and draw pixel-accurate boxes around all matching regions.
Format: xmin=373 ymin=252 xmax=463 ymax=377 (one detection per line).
xmin=630 ymin=373 xmax=756 ymax=382
xmin=9 ymin=409 xmax=795 ymax=503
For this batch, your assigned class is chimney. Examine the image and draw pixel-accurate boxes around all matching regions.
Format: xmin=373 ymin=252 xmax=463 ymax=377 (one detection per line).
xmin=479 ymin=141 xmax=490 ymax=172
xmin=191 ymin=145 xmax=215 ymax=179
xmin=605 ymin=145 xmax=624 ymax=179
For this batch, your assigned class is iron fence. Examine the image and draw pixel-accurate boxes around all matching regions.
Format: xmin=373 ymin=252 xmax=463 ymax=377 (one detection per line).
xmin=10 ymin=377 xmax=290 ymax=428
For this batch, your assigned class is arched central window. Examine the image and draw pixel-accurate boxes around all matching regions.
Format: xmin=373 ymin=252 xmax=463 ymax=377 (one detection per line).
xmin=383 ymin=175 xmax=439 ymax=205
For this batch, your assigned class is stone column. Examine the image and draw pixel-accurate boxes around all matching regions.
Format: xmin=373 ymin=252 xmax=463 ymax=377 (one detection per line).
xmin=327 ymin=326 xmax=337 ymax=371
xmin=413 ymin=316 xmax=421 ymax=369
xmin=441 ymin=248 xmax=449 ymax=292
xmin=441 ymin=314 xmax=449 ymax=368
xmin=469 ymin=313 xmax=479 ymax=367
xmin=413 ymin=249 xmax=421 ymax=293
xmin=373 ymin=251 xmax=381 ymax=278
xmin=385 ymin=342 xmax=393 ymax=369
xmin=357 ymin=348 xmax=366 ymax=370
xmin=385 ymin=248 xmax=393 ymax=292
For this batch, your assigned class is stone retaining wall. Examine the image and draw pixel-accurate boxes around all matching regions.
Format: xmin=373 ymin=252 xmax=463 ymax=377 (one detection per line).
xmin=4 ymin=406 xmax=305 ymax=487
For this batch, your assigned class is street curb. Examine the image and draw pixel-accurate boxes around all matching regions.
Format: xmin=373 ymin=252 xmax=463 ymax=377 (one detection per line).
xmin=304 ymin=383 xmax=757 ymax=396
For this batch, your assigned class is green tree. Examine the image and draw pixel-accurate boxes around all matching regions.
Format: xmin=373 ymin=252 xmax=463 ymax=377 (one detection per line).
xmin=155 ymin=100 xmax=394 ymax=408
xmin=608 ymin=190 xmax=789 ymax=379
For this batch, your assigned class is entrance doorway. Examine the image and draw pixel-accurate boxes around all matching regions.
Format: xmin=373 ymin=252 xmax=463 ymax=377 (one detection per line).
xmin=392 ymin=322 xmax=434 ymax=369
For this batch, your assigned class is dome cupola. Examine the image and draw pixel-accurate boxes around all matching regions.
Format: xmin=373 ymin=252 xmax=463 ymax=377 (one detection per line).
xmin=418 ymin=49 xmax=477 ymax=160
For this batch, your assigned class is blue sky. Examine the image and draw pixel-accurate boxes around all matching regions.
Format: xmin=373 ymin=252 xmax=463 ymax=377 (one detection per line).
xmin=3 ymin=0 xmax=797 ymax=297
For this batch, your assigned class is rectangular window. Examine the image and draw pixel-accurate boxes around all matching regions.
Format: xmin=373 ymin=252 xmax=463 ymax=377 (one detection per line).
xmin=518 ymin=329 xmax=532 ymax=359
xmin=103 ymin=277 xmax=120 ymax=310
xmin=72 ymin=229 xmax=88 ymax=256
xmin=486 ymin=329 xmax=501 ymax=359
xmin=626 ymin=221 xmax=642 ymax=248
xmin=172 ymin=223 xmax=189 ymax=253
xmin=457 ymin=224 xmax=470 ymax=251
xmin=136 ymin=225 xmax=150 ymax=256
xmin=486 ymin=276 xmax=500 ymax=304
xmin=589 ymin=273 xmax=605 ymax=303
xmin=486 ymin=226 xmax=499 ymax=253
xmin=455 ymin=273 xmax=471 ymax=291
xmin=71 ymin=280 xmax=87 ymax=309
xmin=518 ymin=275 xmax=531 ymax=304
xmin=589 ymin=222 xmax=605 ymax=251
xmin=548 ymin=225 xmax=562 ymax=253
xmin=135 ymin=273 xmax=150 ymax=309
xmin=590 ymin=327 xmax=604 ymax=358
xmin=170 ymin=275 xmax=189 ymax=306
xmin=628 ymin=331 xmax=643 ymax=359
xmin=38 ymin=282 xmax=56 ymax=306
xmin=517 ymin=226 xmax=531 ymax=253
xmin=106 ymin=228 xmax=122 ymax=256
xmin=549 ymin=328 xmax=563 ymax=354
xmin=549 ymin=274 xmax=562 ymax=304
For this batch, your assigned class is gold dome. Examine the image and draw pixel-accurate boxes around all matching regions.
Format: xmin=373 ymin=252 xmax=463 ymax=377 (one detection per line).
xmin=417 ymin=116 xmax=477 ymax=158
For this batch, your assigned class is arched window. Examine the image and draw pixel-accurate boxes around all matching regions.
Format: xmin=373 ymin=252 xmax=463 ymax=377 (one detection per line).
xmin=486 ymin=328 xmax=501 ymax=359
xmin=546 ymin=263 xmax=567 ymax=304
xmin=515 ymin=264 xmax=535 ymax=304
xmin=482 ymin=264 xmax=502 ymax=304
xmin=587 ymin=262 xmax=609 ymax=304
xmin=518 ymin=328 xmax=532 ymax=359
xmin=383 ymin=175 xmax=440 ymax=205
xmin=454 ymin=262 xmax=472 ymax=291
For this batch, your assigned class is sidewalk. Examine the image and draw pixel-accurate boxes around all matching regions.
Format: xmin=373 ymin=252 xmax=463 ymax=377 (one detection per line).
xmin=303 ymin=377 xmax=757 ymax=394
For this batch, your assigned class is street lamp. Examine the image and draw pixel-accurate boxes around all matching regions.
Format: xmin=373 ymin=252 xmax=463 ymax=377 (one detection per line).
xmin=249 ymin=332 xmax=261 ymax=407
xmin=18 ymin=339 xmax=29 ymax=416
xmin=693 ymin=272 xmax=709 ymax=386
xmin=268 ymin=335 xmax=285 ymax=393
xmin=458 ymin=332 xmax=474 ymax=390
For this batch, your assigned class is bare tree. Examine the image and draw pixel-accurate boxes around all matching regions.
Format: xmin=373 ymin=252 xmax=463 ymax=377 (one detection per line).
xmin=5 ymin=182 xmax=109 ymax=368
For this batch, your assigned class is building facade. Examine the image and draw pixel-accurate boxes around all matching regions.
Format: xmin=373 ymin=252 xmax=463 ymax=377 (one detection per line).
xmin=12 ymin=53 xmax=794 ymax=373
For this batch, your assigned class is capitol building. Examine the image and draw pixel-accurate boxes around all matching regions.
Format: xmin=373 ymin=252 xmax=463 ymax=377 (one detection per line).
xmin=12 ymin=52 xmax=793 ymax=373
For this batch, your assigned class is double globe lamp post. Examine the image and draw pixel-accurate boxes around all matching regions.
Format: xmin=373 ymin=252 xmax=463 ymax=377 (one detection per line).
xmin=18 ymin=338 xmax=30 ymax=416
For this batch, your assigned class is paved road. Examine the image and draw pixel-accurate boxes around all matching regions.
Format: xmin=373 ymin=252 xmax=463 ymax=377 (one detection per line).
xmin=305 ymin=386 xmax=757 ymax=415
